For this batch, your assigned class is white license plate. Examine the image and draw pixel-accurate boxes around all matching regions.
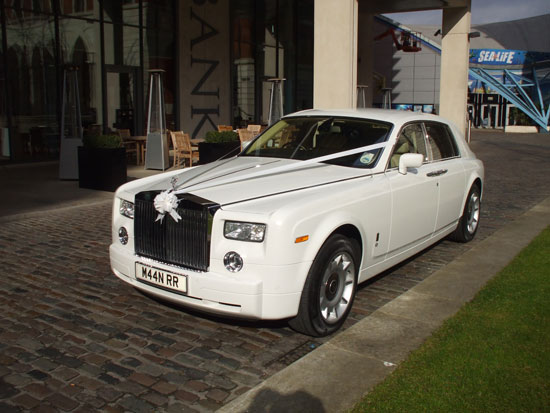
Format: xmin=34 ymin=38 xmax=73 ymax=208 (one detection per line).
xmin=135 ymin=263 xmax=187 ymax=294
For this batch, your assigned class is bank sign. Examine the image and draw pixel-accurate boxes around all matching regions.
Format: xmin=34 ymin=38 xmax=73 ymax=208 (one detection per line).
xmin=470 ymin=49 xmax=550 ymax=66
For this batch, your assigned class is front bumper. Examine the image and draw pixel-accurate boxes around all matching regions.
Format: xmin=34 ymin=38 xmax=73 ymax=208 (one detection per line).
xmin=110 ymin=243 xmax=310 ymax=320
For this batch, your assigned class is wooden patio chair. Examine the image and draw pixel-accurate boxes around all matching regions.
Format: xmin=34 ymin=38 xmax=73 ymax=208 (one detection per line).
xmin=169 ymin=131 xmax=199 ymax=168
xmin=237 ymin=128 xmax=255 ymax=150
xmin=217 ymin=125 xmax=233 ymax=132
xmin=117 ymin=128 xmax=138 ymax=164
xmin=247 ymin=124 xmax=261 ymax=134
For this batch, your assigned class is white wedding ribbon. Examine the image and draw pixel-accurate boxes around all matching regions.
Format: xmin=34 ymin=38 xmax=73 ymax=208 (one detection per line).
xmin=154 ymin=190 xmax=182 ymax=223
xmin=172 ymin=141 xmax=388 ymax=195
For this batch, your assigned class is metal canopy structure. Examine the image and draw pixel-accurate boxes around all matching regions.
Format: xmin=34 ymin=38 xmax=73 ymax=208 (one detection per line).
xmin=469 ymin=62 xmax=550 ymax=132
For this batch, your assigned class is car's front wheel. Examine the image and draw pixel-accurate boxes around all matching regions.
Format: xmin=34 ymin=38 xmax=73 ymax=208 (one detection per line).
xmin=289 ymin=235 xmax=359 ymax=337
xmin=450 ymin=183 xmax=481 ymax=243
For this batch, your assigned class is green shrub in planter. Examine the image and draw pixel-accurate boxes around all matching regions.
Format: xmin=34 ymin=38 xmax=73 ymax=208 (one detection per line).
xmin=199 ymin=130 xmax=240 ymax=165
xmin=204 ymin=130 xmax=238 ymax=143
xmin=83 ymin=134 xmax=123 ymax=148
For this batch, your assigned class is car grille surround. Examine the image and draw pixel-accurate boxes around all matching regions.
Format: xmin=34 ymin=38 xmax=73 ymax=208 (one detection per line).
xmin=134 ymin=191 xmax=218 ymax=272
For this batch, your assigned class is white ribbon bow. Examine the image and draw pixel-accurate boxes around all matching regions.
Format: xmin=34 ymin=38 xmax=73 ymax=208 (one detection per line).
xmin=154 ymin=190 xmax=181 ymax=223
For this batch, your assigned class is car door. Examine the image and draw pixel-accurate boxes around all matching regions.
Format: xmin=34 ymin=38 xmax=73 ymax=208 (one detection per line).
xmin=386 ymin=123 xmax=439 ymax=255
xmin=424 ymin=122 xmax=466 ymax=232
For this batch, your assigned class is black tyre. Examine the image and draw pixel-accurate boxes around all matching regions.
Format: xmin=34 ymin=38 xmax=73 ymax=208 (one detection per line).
xmin=289 ymin=235 xmax=359 ymax=337
xmin=449 ymin=183 xmax=481 ymax=243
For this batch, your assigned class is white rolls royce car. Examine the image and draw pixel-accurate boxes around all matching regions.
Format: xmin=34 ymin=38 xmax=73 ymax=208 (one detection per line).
xmin=110 ymin=109 xmax=484 ymax=337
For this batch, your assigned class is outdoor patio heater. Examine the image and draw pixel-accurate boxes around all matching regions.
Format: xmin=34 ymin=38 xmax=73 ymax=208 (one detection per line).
xmin=145 ymin=69 xmax=169 ymax=170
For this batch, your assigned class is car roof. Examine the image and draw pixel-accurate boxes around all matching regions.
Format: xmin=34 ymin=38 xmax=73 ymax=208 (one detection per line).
xmin=283 ymin=108 xmax=445 ymax=125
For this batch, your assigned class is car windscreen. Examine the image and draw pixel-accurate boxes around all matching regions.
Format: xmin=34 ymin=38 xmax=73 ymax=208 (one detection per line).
xmin=240 ymin=116 xmax=393 ymax=168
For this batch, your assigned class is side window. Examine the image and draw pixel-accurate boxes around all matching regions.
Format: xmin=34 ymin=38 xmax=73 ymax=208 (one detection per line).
xmin=425 ymin=123 xmax=459 ymax=161
xmin=390 ymin=123 xmax=428 ymax=168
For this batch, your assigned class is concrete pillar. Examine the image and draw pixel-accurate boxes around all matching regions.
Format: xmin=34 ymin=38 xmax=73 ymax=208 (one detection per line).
xmin=439 ymin=4 xmax=471 ymax=136
xmin=314 ymin=0 xmax=358 ymax=109
xmin=357 ymin=11 xmax=374 ymax=107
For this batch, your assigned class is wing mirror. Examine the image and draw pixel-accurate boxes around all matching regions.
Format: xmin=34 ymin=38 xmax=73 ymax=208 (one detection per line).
xmin=399 ymin=153 xmax=424 ymax=175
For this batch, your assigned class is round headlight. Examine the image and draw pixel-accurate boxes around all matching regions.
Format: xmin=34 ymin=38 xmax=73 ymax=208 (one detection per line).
xmin=224 ymin=251 xmax=243 ymax=273
xmin=118 ymin=227 xmax=129 ymax=245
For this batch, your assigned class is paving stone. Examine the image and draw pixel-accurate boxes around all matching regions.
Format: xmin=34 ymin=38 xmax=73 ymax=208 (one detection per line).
xmin=186 ymin=380 xmax=210 ymax=393
xmin=23 ymin=383 xmax=53 ymax=400
xmin=12 ymin=393 xmax=41 ymax=409
xmin=141 ymin=390 xmax=168 ymax=407
xmin=165 ymin=402 xmax=200 ymax=413
xmin=10 ymin=363 xmax=33 ymax=374
xmin=26 ymin=369 xmax=50 ymax=381
xmin=3 ymin=373 xmax=32 ymax=387
xmin=103 ymin=406 xmax=125 ymax=413
xmin=97 ymin=373 xmax=120 ymax=385
xmin=118 ymin=395 xmax=154 ymax=413
xmin=128 ymin=372 xmax=157 ymax=387
xmin=59 ymin=383 xmax=83 ymax=398
xmin=203 ymin=374 xmax=237 ymax=391
xmin=115 ymin=380 xmax=147 ymax=396
xmin=45 ymin=392 xmax=79 ymax=411
xmin=0 ymin=366 xmax=10 ymax=377
xmin=74 ymin=392 xmax=106 ymax=409
xmin=73 ymin=406 xmax=100 ymax=413
xmin=96 ymin=386 xmax=123 ymax=403
xmin=151 ymin=380 xmax=178 ymax=395
xmin=0 ymin=377 xmax=20 ymax=398
xmin=103 ymin=362 xmax=132 ymax=378
xmin=79 ymin=363 xmax=102 ymax=377
xmin=0 ymin=402 xmax=22 ymax=413
xmin=72 ymin=376 xmax=103 ymax=392
xmin=82 ymin=354 xmax=108 ymax=366
xmin=206 ymin=388 xmax=229 ymax=403
xmin=189 ymin=347 xmax=220 ymax=360
xmin=120 ymin=357 xmax=141 ymax=368
xmin=174 ymin=388 xmax=199 ymax=403
xmin=135 ymin=363 xmax=165 ymax=377
xmin=30 ymin=405 xmax=57 ymax=413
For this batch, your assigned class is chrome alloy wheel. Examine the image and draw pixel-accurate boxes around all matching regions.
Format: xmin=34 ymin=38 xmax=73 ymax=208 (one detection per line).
xmin=466 ymin=191 xmax=480 ymax=235
xmin=319 ymin=252 xmax=355 ymax=324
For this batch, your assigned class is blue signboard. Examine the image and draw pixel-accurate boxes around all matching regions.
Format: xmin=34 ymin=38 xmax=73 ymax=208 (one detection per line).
xmin=470 ymin=49 xmax=550 ymax=66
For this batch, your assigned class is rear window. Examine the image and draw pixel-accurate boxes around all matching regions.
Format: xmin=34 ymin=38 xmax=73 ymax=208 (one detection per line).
xmin=425 ymin=122 xmax=459 ymax=160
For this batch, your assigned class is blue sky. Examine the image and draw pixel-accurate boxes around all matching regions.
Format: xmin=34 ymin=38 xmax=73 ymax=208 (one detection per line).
xmin=384 ymin=0 xmax=550 ymax=25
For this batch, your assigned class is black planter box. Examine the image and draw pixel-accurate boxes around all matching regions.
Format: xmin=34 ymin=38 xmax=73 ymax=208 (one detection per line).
xmin=198 ymin=141 xmax=241 ymax=165
xmin=78 ymin=146 xmax=127 ymax=192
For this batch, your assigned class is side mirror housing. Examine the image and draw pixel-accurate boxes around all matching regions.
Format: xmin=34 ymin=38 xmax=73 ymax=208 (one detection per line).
xmin=399 ymin=153 xmax=424 ymax=175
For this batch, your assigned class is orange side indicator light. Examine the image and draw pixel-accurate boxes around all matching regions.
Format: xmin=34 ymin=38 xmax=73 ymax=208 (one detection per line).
xmin=295 ymin=235 xmax=309 ymax=244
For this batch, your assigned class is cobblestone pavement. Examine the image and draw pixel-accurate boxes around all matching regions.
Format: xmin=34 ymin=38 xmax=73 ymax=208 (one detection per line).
xmin=1 ymin=131 xmax=549 ymax=412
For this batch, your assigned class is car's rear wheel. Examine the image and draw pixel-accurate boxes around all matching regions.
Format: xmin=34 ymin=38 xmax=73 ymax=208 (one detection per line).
xmin=449 ymin=183 xmax=481 ymax=243
xmin=289 ymin=235 xmax=359 ymax=337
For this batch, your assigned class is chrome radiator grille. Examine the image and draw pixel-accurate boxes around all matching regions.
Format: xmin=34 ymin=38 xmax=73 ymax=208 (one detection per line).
xmin=134 ymin=191 xmax=217 ymax=272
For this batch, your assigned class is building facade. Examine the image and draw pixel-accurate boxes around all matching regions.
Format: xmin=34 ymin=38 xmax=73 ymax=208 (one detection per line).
xmin=1 ymin=0 xmax=178 ymax=162
xmin=0 ymin=0 xmax=314 ymax=162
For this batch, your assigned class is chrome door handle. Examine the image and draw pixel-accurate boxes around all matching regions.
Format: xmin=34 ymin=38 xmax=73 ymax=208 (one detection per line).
xmin=427 ymin=169 xmax=448 ymax=177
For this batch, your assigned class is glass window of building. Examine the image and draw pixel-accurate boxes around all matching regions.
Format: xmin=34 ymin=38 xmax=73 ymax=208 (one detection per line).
xmin=1 ymin=0 xmax=176 ymax=163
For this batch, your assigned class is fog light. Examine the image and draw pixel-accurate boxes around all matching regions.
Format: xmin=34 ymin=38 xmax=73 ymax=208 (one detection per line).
xmin=224 ymin=251 xmax=243 ymax=272
xmin=118 ymin=227 xmax=129 ymax=245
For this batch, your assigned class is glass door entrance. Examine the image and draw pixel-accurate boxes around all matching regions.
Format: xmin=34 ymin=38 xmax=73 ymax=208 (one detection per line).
xmin=104 ymin=65 xmax=143 ymax=136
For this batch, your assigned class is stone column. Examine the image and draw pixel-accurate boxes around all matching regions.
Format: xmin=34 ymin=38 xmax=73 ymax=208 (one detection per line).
xmin=357 ymin=11 xmax=374 ymax=107
xmin=439 ymin=4 xmax=471 ymax=136
xmin=313 ymin=0 xmax=358 ymax=109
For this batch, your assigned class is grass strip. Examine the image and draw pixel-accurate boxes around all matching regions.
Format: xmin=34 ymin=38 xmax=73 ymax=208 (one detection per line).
xmin=351 ymin=226 xmax=550 ymax=413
